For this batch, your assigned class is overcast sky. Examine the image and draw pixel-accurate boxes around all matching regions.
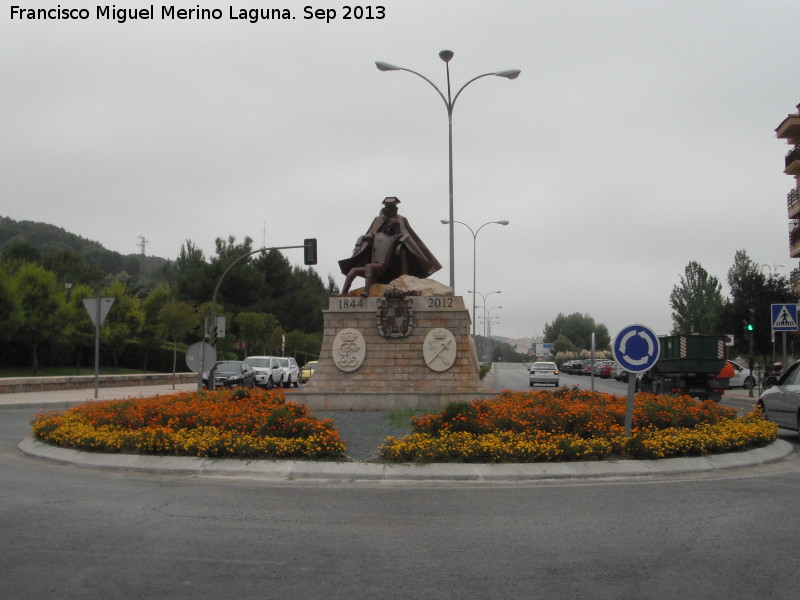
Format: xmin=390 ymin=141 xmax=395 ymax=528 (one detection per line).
xmin=3 ymin=0 xmax=799 ymax=342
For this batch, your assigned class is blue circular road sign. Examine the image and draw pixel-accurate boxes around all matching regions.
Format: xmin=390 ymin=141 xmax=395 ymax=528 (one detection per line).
xmin=612 ymin=324 xmax=660 ymax=373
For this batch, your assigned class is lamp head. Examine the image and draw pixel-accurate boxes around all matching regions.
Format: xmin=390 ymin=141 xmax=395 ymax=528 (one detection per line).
xmin=495 ymin=70 xmax=521 ymax=80
xmin=376 ymin=61 xmax=401 ymax=72
xmin=496 ymin=220 xmax=510 ymax=226
xmin=439 ymin=50 xmax=454 ymax=62
xmin=440 ymin=219 xmax=450 ymax=224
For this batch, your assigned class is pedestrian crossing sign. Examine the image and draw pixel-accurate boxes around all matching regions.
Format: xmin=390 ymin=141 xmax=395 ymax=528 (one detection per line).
xmin=771 ymin=304 xmax=799 ymax=332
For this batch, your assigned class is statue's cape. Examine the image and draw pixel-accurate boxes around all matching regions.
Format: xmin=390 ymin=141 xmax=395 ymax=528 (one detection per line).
xmin=338 ymin=215 xmax=442 ymax=281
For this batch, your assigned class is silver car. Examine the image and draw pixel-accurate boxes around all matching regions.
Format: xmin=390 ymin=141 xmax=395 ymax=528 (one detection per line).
xmin=244 ymin=355 xmax=283 ymax=389
xmin=529 ymin=361 xmax=559 ymax=387
xmin=277 ymin=357 xmax=300 ymax=388
xmin=758 ymin=360 xmax=800 ymax=441
xmin=727 ymin=360 xmax=755 ymax=389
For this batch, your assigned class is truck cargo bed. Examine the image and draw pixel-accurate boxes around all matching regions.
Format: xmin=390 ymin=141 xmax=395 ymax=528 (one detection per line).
xmin=655 ymin=335 xmax=726 ymax=375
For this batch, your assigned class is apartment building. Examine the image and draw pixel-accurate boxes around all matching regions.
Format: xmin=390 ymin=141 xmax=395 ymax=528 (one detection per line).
xmin=776 ymin=104 xmax=800 ymax=289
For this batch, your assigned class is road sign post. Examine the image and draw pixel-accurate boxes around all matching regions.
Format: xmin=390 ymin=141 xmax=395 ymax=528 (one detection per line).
xmin=612 ymin=324 xmax=661 ymax=436
xmin=186 ymin=341 xmax=217 ymax=391
xmin=82 ymin=297 xmax=115 ymax=399
xmin=771 ymin=304 xmax=798 ymax=368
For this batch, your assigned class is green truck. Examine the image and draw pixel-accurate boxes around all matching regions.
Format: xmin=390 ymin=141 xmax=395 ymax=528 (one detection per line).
xmin=642 ymin=334 xmax=729 ymax=402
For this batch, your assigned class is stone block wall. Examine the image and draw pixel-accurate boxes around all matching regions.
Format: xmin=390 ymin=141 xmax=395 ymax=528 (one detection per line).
xmin=0 ymin=373 xmax=197 ymax=394
xmin=303 ymin=295 xmax=485 ymax=395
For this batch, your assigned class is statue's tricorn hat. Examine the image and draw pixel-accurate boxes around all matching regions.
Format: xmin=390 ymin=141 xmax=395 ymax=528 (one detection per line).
xmin=382 ymin=196 xmax=400 ymax=205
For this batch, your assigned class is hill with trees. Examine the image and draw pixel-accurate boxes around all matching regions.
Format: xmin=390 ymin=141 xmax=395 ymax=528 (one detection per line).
xmin=0 ymin=216 xmax=333 ymax=373
xmin=0 ymin=216 xmax=167 ymax=288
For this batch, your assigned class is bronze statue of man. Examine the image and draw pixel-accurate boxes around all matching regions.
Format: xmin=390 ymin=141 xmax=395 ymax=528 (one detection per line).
xmin=339 ymin=197 xmax=442 ymax=296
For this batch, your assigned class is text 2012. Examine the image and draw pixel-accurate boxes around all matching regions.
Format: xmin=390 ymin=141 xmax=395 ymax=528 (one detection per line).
xmin=304 ymin=6 xmax=386 ymax=22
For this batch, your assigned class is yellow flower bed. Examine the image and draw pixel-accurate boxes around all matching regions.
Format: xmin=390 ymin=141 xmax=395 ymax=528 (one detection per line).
xmin=31 ymin=388 xmax=347 ymax=460
xmin=31 ymin=387 xmax=778 ymax=464
xmin=625 ymin=414 xmax=777 ymax=459
xmin=379 ymin=392 xmax=777 ymax=463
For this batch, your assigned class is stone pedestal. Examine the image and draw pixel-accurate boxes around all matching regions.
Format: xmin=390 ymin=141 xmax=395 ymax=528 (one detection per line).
xmin=291 ymin=290 xmax=494 ymax=411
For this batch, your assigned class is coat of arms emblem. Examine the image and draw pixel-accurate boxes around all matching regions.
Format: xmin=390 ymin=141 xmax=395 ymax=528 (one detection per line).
xmin=376 ymin=288 xmax=414 ymax=338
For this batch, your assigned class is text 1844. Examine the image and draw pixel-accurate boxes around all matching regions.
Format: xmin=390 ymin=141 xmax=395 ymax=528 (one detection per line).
xmin=337 ymin=298 xmax=364 ymax=309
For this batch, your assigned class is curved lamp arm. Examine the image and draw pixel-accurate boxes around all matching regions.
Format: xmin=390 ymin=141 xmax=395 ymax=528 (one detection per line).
xmin=375 ymin=62 xmax=449 ymax=109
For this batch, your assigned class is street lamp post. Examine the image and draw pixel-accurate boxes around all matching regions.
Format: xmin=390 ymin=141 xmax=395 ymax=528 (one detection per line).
xmin=479 ymin=305 xmax=502 ymax=344
xmin=469 ymin=290 xmax=501 ymax=361
xmin=479 ymin=306 xmax=502 ymax=363
xmin=484 ymin=318 xmax=501 ymax=353
xmin=376 ymin=51 xmax=520 ymax=289
xmin=441 ymin=219 xmax=509 ymax=337
xmin=485 ymin=305 xmax=502 ymax=339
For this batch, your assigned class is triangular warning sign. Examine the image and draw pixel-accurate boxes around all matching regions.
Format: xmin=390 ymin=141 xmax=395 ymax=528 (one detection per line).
xmin=774 ymin=306 xmax=797 ymax=328
xmin=83 ymin=297 xmax=115 ymax=327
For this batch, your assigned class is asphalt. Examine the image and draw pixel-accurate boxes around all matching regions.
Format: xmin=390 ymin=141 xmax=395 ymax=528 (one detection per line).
xmin=4 ymin=383 xmax=794 ymax=483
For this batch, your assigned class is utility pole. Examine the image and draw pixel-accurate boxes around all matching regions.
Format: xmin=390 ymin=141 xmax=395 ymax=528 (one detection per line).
xmin=137 ymin=236 xmax=148 ymax=281
xmin=745 ymin=307 xmax=755 ymax=398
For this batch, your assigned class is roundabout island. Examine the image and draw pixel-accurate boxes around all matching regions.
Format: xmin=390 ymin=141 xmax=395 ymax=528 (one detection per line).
xmin=20 ymin=384 xmax=787 ymax=483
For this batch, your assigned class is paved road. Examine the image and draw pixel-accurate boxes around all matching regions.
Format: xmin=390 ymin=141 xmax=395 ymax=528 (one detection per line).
xmin=492 ymin=362 xmax=762 ymax=415
xmin=3 ymin=404 xmax=800 ymax=600
xmin=2 ymin=370 xmax=799 ymax=599
xmin=492 ymin=361 xmax=633 ymax=395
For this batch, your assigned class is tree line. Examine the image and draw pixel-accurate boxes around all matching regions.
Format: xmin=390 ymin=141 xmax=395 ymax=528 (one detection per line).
xmin=669 ymin=249 xmax=799 ymax=364
xmin=542 ymin=313 xmax=611 ymax=357
xmin=0 ymin=232 xmax=335 ymax=374
xmin=540 ymin=249 xmax=798 ymax=368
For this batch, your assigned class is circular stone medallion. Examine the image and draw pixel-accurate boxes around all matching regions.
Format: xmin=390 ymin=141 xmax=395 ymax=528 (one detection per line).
xmin=423 ymin=328 xmax=457 ymax=372
xmin=333 ymin=328 xmax=366 ymax=372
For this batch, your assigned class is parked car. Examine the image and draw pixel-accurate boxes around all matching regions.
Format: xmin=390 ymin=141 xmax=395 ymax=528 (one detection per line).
xmin=614 ymin=370 xmax=644 ymax=388
xmin=757 ymin=359 xmax=800 ymax=441
xmin=277 ymin=356 xmax=300 ymax=388
xmin=726 ymin=360 xmax=755 ymax=389
xmin=581 ymin=359 xmax=594 ymax=376
xmin=560 ymin=360 xmax=583 ymax=375
xmin=244 ymin=356 xmax=283 ymax=389
xmin=300 ymin=360 xmax=318 ymax=383
xmin=612 ymin=363 xmax=627 ymax=381
xmin=594 ymin=361 xmax=614 ymax=379
xmin=202 ymin=360 xmax=256 ymax=389
xmin=529 ymin=361 xmax=559 ymax=387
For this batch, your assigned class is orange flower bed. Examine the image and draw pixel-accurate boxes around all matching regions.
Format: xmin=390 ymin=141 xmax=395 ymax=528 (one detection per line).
xmin=31 ymin=387 xmax=346 ymax=460
xmin=379 ymin=389 xmax=777 ymax=462
xmin=411 ymin=388 xmax=734 ymax=437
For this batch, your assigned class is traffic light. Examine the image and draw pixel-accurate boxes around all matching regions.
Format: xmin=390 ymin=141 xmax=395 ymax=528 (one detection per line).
xmin=303 ymin=238 xmax=317 ymax=265
xmin=743 ymin=308 xmax=755 ymax=332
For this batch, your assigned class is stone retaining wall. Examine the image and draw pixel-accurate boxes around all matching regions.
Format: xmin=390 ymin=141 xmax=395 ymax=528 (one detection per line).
xmin=0 ymin=373 xmax=197 ymax=394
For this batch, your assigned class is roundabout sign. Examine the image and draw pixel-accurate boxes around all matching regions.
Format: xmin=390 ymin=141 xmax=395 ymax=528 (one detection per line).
xmin=612 ymin=324 xmax=660 ymax=373
xmin=612 ymin=324 xmax=661 ymax=436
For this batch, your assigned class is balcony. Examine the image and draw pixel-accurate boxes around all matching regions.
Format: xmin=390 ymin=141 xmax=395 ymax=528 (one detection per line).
xmin=786 ymin=145 xmax=800 ymax=175
xmin=792 ymin=267 xmax=800 ymax=289
xmin=788 ymin=188 xmax=800 ymax=219
xmin=790 ymin=221 xmax=800 ymax=258
xmin=776 ymin=113 xmax=800 ymax=144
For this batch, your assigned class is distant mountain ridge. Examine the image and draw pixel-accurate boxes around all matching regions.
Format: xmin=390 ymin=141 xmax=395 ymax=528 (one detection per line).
xmin=0 ymin=215 xmax=168 ymax=282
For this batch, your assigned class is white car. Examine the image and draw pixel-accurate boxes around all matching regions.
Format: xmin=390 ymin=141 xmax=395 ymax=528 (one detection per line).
xmin=727 ymin=360 xmax=755 ymax=389
xmin=529 ymin=361 xmax=559 ymax=387
xmin=277 ymin=357 xmax=300 ymax=388
xmin=244 ymin=356 xmax=283 ymax=389
xmin=758 ymin=359 xmax=800 ymax=441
